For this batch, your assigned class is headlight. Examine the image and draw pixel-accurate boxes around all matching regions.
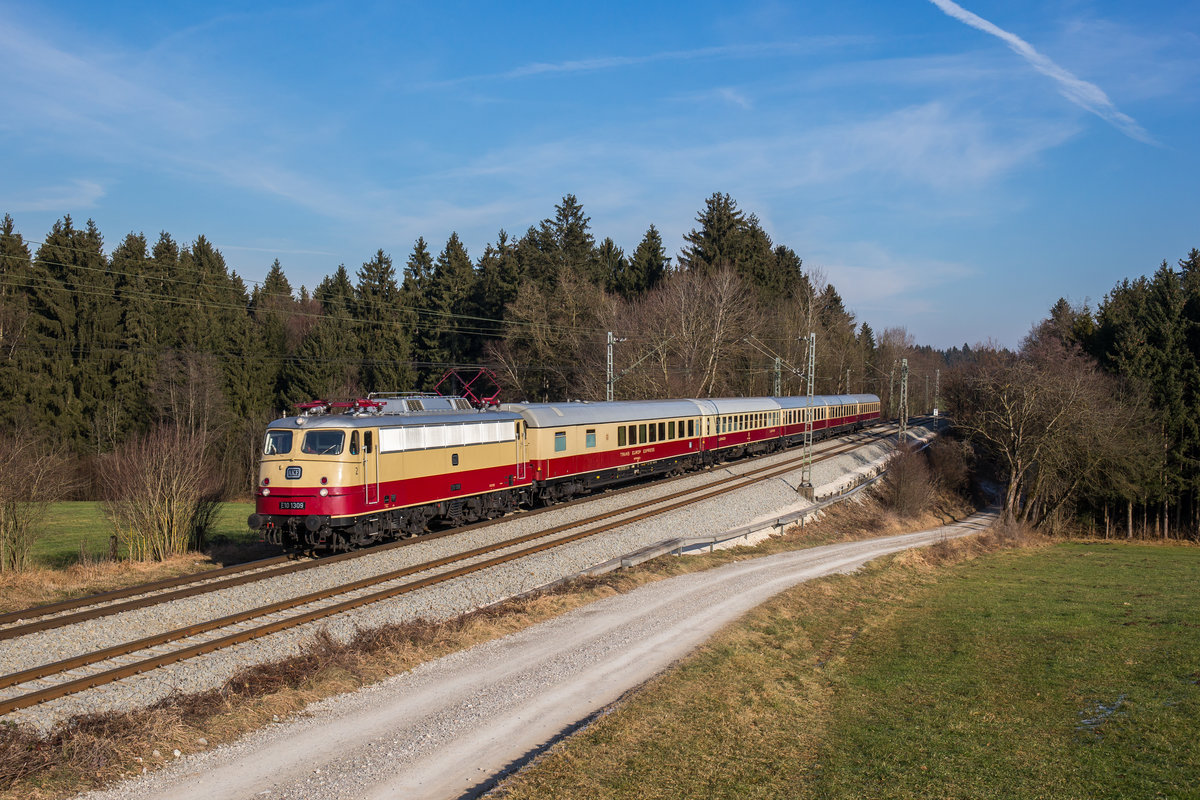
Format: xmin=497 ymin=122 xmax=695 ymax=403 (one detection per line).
xmin=319 ymin=488 xmax=329 ymax=497
xmin=261 ymin=488 xmax=271 ymax=496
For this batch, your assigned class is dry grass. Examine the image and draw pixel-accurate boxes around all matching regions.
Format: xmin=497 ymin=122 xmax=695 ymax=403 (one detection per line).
xmin=0 ymin=486 xmax=984 ymax=800
xmin=0 ymin=555 xmax=221 ymax=615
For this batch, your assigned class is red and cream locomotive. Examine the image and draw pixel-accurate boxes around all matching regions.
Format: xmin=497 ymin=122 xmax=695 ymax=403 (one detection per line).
xmin=248 ymin=392 xmax=882 ymax=551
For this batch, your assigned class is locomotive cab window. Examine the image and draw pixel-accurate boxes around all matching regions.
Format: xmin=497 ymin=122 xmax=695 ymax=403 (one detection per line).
xmin=349 ymin=431 xmax=360 ymax=456
xmin=301 ymin=430 xmax=345 ymax=456
xmin=263 ymin=430 xmax=293 ymax=455
xmin=364 ymin=431 xmax=373 ymax=453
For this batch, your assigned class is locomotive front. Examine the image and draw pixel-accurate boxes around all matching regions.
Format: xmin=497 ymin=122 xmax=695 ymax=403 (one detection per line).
xmin=248 ymin=416 xmax=363 ymax=547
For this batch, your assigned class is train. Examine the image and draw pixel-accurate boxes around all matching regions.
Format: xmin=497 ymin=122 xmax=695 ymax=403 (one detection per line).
xmin=248 ymin=392 xmax=882 ymax=551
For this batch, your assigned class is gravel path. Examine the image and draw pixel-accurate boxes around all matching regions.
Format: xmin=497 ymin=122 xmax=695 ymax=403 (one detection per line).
xmin=4 ymin=426 xmax=930 ymax=731
xmin=72 ymin=509 xmax=993 ymax=800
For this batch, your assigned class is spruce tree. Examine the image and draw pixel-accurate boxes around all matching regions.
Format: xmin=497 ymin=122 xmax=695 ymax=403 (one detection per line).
xmin=403 ymin=238 xmax=439 ymax=386
xmin=354 ymin=249 xmax=413 ymax=392
xmin=109 ymin=232 xmax=159 ymax=442
xmin=678 ymin=192 xmax=745 ymax=274
xmin=597 ymin=237 xmax=628 ymax=296
xmin=473 ymin=230 xmax=521 ymax=328
xmin=25 ymin=217 xmax=120 ymax=450
xmin=428 ymin=232 xmax=478 ymax=373
xmin=0 ymin=215 xmax=34 ymax=432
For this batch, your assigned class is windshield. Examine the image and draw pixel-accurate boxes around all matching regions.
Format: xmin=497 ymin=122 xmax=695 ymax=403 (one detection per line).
xmin=302 ymin=430 xmax=346 ymax=455
xmin=263 ymin=430 xmax=293 ymax=456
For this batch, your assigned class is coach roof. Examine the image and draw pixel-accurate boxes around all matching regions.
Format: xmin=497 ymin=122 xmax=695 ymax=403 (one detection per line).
xmin=501 ymin=399 xmax=719 ymax=428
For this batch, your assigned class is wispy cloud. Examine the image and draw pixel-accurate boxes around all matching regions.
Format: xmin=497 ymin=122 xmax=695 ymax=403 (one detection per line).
xmin=927 ymin=0 xmax=1155 ymax=144
xmin=715 ymin=88 xmax=753 ymax=110
xmin=3 ymin=180 xmax=106 ymax=213
xmin=424 ymin=39 xmax=869 ymax=88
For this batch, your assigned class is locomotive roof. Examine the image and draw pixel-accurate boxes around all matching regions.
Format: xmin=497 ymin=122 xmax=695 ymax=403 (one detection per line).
xmin=266 ymin=408 xmax=523 ymax=430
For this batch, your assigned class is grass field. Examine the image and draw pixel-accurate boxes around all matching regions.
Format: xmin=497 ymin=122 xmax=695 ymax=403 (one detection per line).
xmin=33 ymin=502 xmax=257 ymax=567
xmin=494 ymin=541 xmax=1200 ymax=800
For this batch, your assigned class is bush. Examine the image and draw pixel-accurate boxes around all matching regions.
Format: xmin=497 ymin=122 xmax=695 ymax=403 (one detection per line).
xmin=927 ymin=436 xmax=973 ymax=494
xmin=99 ymin=426 xmax=222 ymax=561
xmin=876 ymin=443 xmax=936 ymax=518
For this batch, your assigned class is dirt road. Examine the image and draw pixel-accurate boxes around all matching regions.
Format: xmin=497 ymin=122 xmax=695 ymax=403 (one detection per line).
xmin=79 ymin=512 xmax=995 ymax=800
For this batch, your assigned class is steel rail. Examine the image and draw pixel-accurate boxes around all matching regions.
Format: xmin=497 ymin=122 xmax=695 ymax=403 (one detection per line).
xmin=0 ymin=430 xmax=889 ymax=715
xmin=0 ymin=555 xmax=293 ymax=628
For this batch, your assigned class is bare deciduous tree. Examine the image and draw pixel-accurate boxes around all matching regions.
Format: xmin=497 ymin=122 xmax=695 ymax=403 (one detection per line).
xmin=945 ymin=333 xmax=1154 ymax=527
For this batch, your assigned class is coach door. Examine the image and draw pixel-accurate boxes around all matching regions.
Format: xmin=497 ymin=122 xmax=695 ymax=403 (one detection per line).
xmin=363 ymin=429 xmax=380 ymax=505
xmin=515 ymin=421 xmax=527 ymax=481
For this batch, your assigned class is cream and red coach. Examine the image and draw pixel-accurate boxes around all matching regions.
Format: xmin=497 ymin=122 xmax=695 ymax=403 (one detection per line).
xmin=250 ymin=392 xmax=882 ymax=551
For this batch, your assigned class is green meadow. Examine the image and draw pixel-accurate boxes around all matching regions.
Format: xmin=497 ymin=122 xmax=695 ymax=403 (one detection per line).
xmin=33 ymin=502 xmax=257 ymax=567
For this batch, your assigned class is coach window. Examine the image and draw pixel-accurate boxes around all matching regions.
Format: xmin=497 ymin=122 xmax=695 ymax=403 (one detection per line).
xmin=648 ymin=423 xmax=657 ymax=443
xmin=658 ymin=422 xmax=666 ymax=440
xmin=618 ymin=426 xmax=627 ymax=447
xmin=555 ymin=431 xmax=567 ymax=452
xmin=668 ymin=420 xmax=676 ymax=439
xmin=689 ymin=419 xmax=695 ymax=437
xmin=586 ymin=429 xmax=596 ymax=448
xmin=638 ymin=423 xmax=647 ymax=443
xmin=349 ymin=431 xmax=360 ymax=456
xmin=263 ymin=430 xmax=293 ymax=455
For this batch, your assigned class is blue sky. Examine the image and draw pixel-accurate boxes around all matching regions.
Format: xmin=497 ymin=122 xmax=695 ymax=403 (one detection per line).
xmin=1 ymin=1 xmax=1197 ymax=349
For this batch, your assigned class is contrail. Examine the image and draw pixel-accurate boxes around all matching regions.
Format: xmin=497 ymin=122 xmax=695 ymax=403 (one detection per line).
xmin=927 ymin=0 xmax=1155 ymax=145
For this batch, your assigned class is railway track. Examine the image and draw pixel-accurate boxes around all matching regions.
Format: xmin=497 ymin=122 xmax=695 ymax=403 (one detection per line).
xmin=0 ymin=426 xmax=901 ymax=719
